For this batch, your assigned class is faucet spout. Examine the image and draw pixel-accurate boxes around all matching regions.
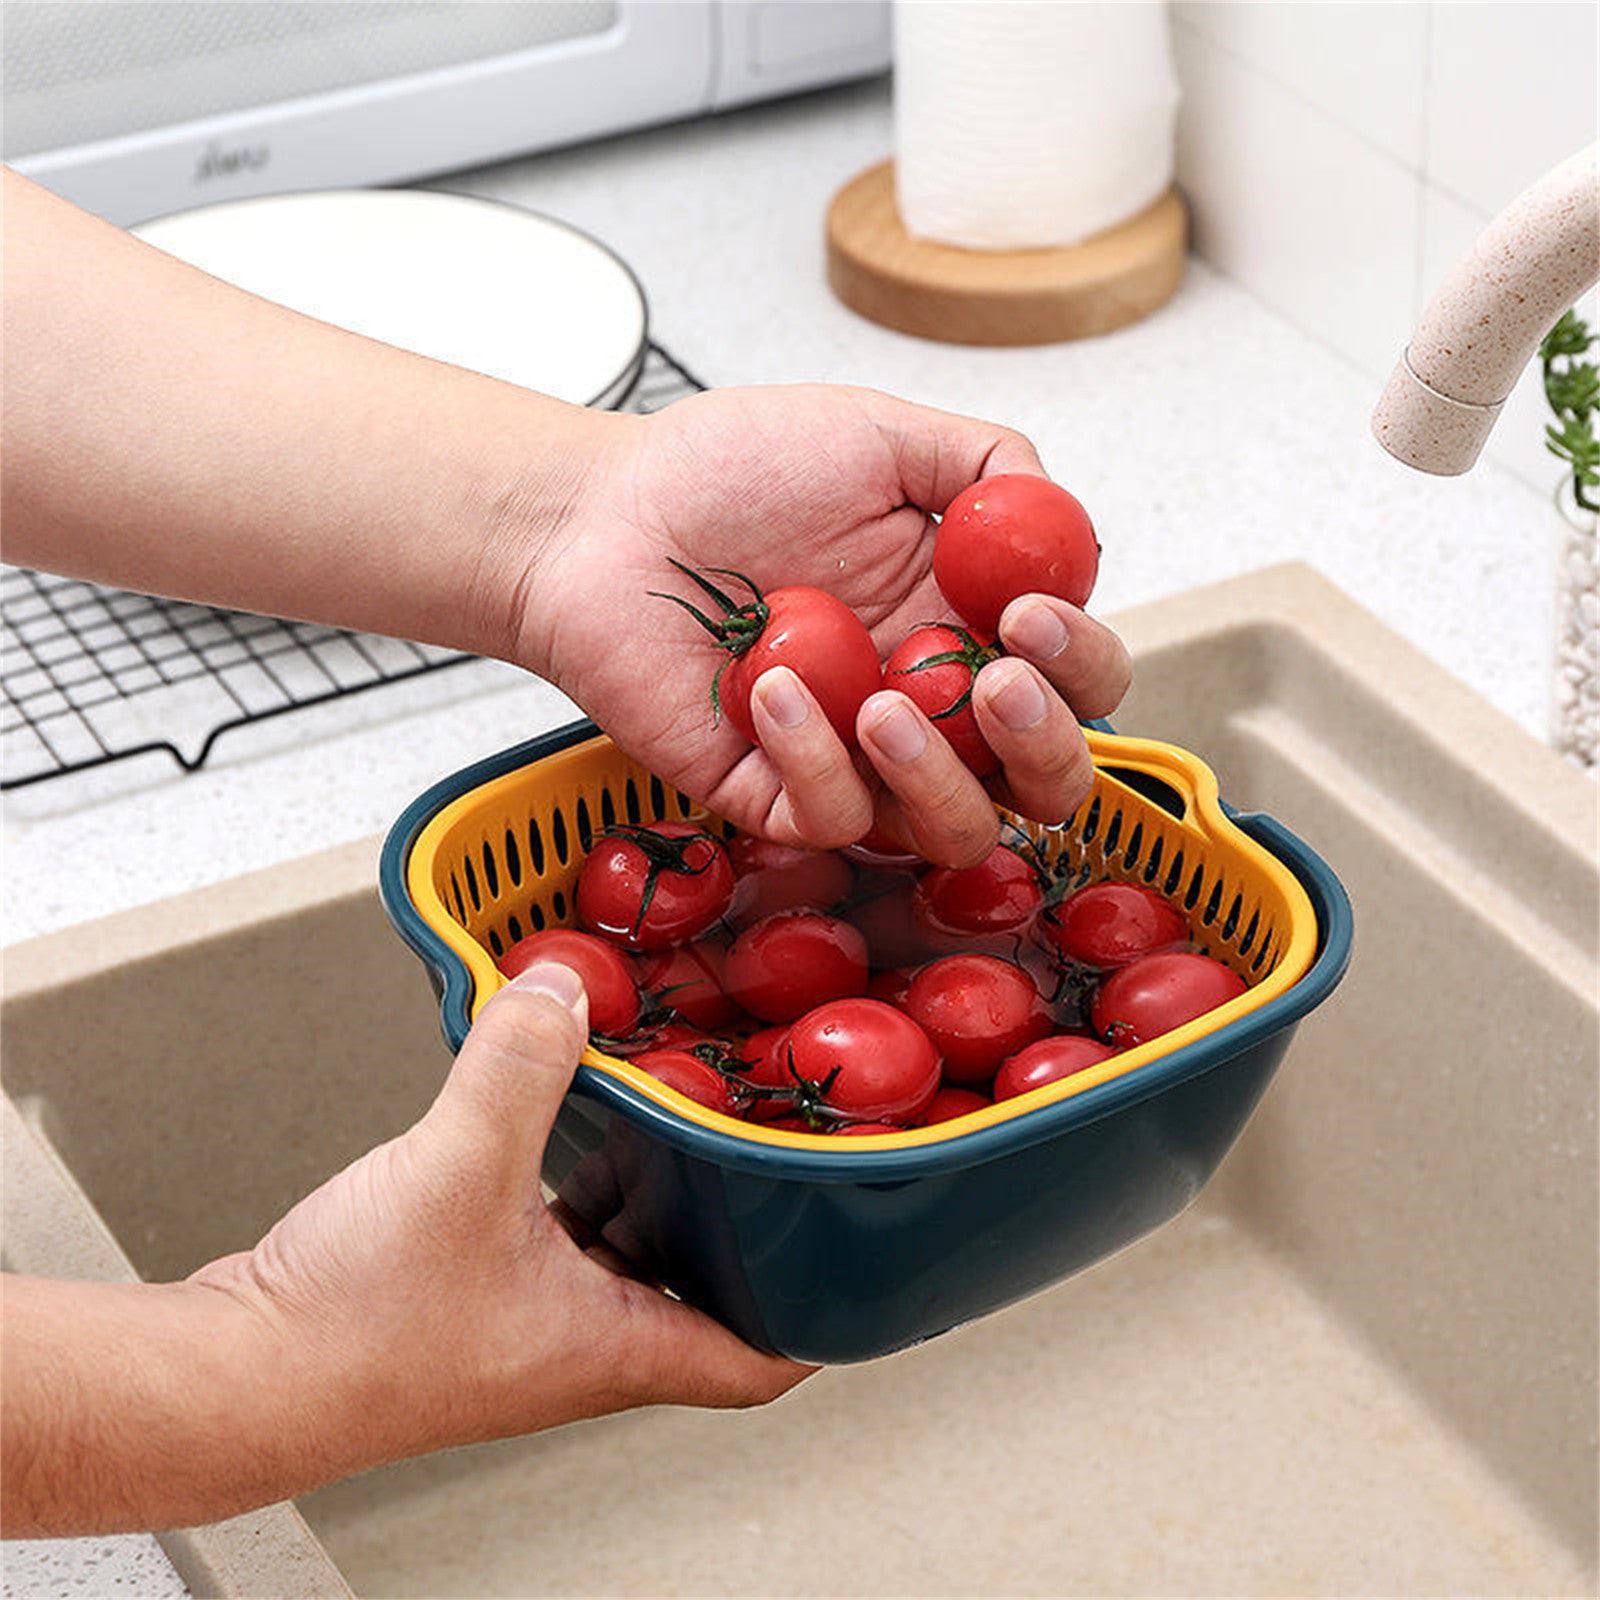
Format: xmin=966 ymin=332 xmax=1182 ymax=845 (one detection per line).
xmin=1372 ymin=144 xmax=1600 ymax=476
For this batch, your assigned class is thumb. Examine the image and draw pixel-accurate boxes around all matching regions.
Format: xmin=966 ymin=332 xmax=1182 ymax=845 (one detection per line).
xmin=424 ymin=961 xmax=590 ymax=1176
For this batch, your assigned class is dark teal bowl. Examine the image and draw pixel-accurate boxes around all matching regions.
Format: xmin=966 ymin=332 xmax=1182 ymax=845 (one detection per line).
xmin=382 ymin=719 xmax=1353 ymax=1364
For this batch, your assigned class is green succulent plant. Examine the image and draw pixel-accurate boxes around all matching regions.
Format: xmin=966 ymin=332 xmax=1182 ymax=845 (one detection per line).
xmin=1541 ymin=308 xmax=1599 ymax=515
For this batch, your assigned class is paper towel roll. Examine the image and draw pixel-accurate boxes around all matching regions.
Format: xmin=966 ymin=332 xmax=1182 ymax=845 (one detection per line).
xmin=895 ymin=1 xmax=1180 ymax=251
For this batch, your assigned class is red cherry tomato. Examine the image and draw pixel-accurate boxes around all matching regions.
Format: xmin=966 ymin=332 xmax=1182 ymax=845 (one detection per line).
xmin=634 ymin=940 xmax=743 ymax=1029
xmin=993 ymin=1034 xmax=1116 ymax=1102
xmin=866 ymin=966 xmax=916 ymax=1011
xmin=576 ymin=823 xmax=734 ymax=952
xmin=913 ymin=840 xmax=1046 ymax=939
xmin=724 ymin=911 xmax=869 ymax=1023
xmin=1039 ymin=881 xmax=1189 ymax=970
xmin=933 ymin=475 xmax=1099 ymax=634
xmin=722 ymin=587 xmax=881 ymax=747
xmin=920 ymin=1086 xmax=992 ymax=1125
xmin=833 ymin=1122 xmax=906 ymax=1137
xmin=631 ymin=1048 xmax=741 ymax=1117
xmin=621 ymin=1020 xmax=720 ymax=1054
xmin=727 ymin=836 xmax=854 ymax=929
xmin=733 ymin=1024 xmax=797 ymax=1122
xmin=882 ymin=624 xmax=1001 ymax=777
xmin=906 ymin=954 xmax=1051 ymax=1084
xmin=1091 ymin=951 xmax=1247 ymax=1048
xmin=495 ymin=928 xmax=640 ymax=1036
xmin=655 ymin=566 xmax=880 ymax=748
xmin=786 ymin=998 xmax=941 ymax=1123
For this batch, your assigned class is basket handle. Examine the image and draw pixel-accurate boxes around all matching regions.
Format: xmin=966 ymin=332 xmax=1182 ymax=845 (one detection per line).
xmin=1085 ymin=726 xmax=1220 ymax=842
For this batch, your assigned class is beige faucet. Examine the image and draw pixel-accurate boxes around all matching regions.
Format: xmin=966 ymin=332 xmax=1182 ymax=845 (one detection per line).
xmin=1372 ymin=144 xmax=1600 ymax=476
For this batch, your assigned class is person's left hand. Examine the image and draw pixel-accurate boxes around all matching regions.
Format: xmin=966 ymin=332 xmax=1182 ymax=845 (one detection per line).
xmin=191 ymin=962 xmax=809 ymax=1492
xmin=509 ymin=385 xmax=1132 ymax=868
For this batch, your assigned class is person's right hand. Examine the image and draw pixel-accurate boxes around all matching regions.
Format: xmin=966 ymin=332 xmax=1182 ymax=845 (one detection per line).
xmin=507 ymin=385 xmax=1132 ymax=868
xmin=192 ymin=962 xmax=810 ymax=1492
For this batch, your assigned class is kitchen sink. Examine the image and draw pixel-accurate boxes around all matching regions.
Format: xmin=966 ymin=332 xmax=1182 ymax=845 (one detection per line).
xmin=4 ymin=564 xmax=1594 ymax=1598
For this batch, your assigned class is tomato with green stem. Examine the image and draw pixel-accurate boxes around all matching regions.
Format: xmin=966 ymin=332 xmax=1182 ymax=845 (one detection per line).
xmin=651 ymin=562 xmax=880 ymax=746
xmin=913 ymin=834 xmax=1048 ymax=939
xmin=576 ymin=822 xmax=734 ymax=952
xmin=1091 ymin=951 xmax=1247 ymax=1048
xmin=882 ymin=622 xmax=1002 ymax=777
xmin=634 ymin=940 xmax=743 ymax=1029
xmin=784 ymin=998 xmax=941 ymax=1124
xmin=631 ymin=1048 xmax=743 ymax=1117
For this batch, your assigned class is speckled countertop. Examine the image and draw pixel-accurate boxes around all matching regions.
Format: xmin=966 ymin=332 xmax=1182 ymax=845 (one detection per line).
xmin=0 ymin=77 xmax=1560 ymax=1598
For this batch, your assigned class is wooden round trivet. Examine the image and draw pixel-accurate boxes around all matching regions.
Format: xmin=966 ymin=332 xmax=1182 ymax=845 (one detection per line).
xmin=825 ymin=160 xmax=1187 ymax=346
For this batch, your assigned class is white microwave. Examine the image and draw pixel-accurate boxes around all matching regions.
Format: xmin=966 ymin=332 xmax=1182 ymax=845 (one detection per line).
xmin=4 ymin=0 xmax=891 ymax=226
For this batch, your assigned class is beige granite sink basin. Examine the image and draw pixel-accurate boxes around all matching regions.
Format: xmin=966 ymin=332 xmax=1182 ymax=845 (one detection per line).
xmin=4 ymin=564 xmax=1594 ymax=1598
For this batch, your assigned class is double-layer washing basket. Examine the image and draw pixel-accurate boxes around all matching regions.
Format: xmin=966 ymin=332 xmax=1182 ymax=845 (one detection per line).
xmin=382 ymin=719 xmax=1352 ymax=1362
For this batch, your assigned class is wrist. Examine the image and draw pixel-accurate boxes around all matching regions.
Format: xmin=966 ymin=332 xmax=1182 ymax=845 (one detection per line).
xmin=459 ymin=398 xmax=643 ymax=673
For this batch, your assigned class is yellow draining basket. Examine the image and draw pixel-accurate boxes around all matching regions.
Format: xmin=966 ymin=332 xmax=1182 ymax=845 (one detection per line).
xmin=395 ymin=722 xmax=1319 ymax=1149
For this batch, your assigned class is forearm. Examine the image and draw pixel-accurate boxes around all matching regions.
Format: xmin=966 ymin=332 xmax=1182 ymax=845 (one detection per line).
xmin=0 ymin=1272 xmax=390 ymax=1536
xmin=0 ymin=168 xmax=627 ymax=660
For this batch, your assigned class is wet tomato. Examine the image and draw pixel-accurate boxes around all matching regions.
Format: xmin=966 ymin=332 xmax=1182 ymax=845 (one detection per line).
xmin=576 ymin=823 xmax=734 ymax=951
xmin=913 ymin=840 xmax=1046 ymax=939
xmin=631 ymin=1048 xmax=742 ymax=1117
xmin=920 ymin=1086 xmax=992 ymax=1125
xmin=933 ymin=474 xmax=1099 ymax=634
xmin=495 ymin=928 xmax=640 ymax=1036
xmin=866 ymin=966 xmax=916 ymax=1011
xmin=634 ymin=941 xmax=743 ymax=1029
xmin=1039 ymin=881 xmax=1188 ymax=970
xmin=724 ymin=911 xmax=869 ymax=1023
xmin=786 ymin=998 xmax=941 ymax=1123
xmin=654 ymin=565 xmax=880 ymax=747
xmin=733 ymin=1024 xmax=798 ymax=1122
xmin=993 ymin=1034 xmax=1116 ymax=1102
xmin=906 ymin=954 xmax=1051 ymax=1084
xmin=1091 ymin=951 xmax=1247 ymax=1048
xmin=882 ymin=623 xmax=1001 ymax=777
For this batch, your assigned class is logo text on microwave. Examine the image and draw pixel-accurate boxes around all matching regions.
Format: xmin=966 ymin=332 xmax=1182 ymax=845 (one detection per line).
xmin=193 ymin=142 xmax=270 ymax=183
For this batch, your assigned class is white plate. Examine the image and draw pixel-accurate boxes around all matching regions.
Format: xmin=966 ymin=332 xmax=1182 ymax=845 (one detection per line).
xmin=133 ymin=188 xmax=648 ymax=408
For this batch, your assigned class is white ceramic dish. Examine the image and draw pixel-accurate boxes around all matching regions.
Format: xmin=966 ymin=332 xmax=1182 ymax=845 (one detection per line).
xmin=134 ymin=188 xmax=648 ymax=408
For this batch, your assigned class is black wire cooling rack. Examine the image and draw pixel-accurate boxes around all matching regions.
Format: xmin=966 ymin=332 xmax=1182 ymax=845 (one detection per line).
xmin=0 ymin=341 xmax=705 ymax=791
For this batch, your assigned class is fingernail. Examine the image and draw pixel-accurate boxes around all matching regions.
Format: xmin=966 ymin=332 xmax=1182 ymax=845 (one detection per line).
xmin=988 ymin=662 xmax=1048 ymax=731
xmin=505 ymin=961 xmax=584 ymax=1009
xmin=868 ymin=702 xmax=928 ymax=764
xmin=756 ymin=668 xmax=809 ymax=730
xmin=1005 ymin=599 xmax=1068 ymax=661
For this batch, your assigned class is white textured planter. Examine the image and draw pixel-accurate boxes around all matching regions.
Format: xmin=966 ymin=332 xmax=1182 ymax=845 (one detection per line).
xmin=1553 ymin=478 xmax=1598 ymax=772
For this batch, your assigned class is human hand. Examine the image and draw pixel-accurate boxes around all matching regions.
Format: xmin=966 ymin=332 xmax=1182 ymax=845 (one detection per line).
xmin=514 ymin=386 xmax=1131 ymax=867
xmin=193 ymin=963 xmax=809 ymax=1484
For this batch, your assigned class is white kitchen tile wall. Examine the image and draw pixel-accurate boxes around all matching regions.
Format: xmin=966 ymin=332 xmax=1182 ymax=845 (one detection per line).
xmin=1176 ymin=1 xmax=1428 ymax=167
xmin=1426 ymin=2 xmax=1599 ymax=216
xmin=1173 ymin=0 xmax=1599 ymax=498
xmin=1171 ymin=19 xmax=1418 ymax=382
